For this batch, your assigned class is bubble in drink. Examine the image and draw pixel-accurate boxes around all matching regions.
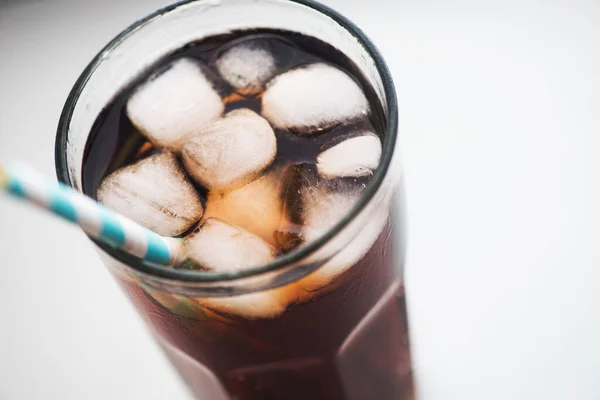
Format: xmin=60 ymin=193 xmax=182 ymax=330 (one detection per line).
xmin=262 ymin=63 xmax=370 ymax=133
xmin=316 ymin=131 xmax=382 ymax=179
xmin=126 ymin=58 xmax=224 ymax=149
xmin=216 ymin=39 xmax=278 ymax=94
xmin=180 ymin=109 xmax=277 ymax=191
xmin=204 ymin=167 xmax=289 ymax=246
xmin=97 ymin=152 xmax=203 ymax=237
xmin=184 ymin=218 xmax=276 ymax=272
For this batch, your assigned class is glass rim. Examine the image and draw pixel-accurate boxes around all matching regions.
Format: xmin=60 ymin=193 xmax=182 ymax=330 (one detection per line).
xmin=55 ymin=0 xmax=398 ymax=284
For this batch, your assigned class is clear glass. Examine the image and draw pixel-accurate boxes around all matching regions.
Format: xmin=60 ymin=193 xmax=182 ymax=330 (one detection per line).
xmin=55 ymin=1 xmax=411 ymax=399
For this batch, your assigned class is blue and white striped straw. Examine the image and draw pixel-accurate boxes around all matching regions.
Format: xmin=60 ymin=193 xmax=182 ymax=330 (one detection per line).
xmin=0 ymin=162 xmax=182 ymax=266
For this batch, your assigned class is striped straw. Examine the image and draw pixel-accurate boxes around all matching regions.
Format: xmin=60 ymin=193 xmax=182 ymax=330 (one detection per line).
xmin=0 ymin=162 xmax=182 ymax=266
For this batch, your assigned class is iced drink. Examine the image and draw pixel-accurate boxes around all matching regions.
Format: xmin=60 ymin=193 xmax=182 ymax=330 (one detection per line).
xmin=56 ymin=2 xmax=411 ymax=399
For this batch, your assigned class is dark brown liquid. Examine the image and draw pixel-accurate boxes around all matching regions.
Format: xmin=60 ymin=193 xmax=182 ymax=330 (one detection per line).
xmin=82 ymin=30 xmax=385 ymax=205
xmin=121 ymin=216 xmax=412 ymax=400
xmin=83 ymin=30 xmax=412 ymax=400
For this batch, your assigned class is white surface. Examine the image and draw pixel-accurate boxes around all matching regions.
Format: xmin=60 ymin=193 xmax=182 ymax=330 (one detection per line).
xmin=1 ymin=0 xmax=600 ymax=399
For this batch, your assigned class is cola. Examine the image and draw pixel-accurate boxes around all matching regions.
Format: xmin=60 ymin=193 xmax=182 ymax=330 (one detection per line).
xmin=82 ymin=30 xmax=412 ymax=400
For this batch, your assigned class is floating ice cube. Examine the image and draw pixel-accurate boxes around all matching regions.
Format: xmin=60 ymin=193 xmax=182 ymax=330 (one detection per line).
xmin=216 ymin=40 xmax=277 ymax=94
xmin=126 ymin=58 xmax=224 ymax=149
xmin=317 ymin=132 xmax=382 ymax=179
xmin=204 ymin=167 xmax=288 ymax=246
xmin=97 ymin=152 xmax=203 ymax=237
xmin=297 ymin=200 xmax=390 ymax=294
xmin=180 ymin=109 xmax=277 ymax=191
xmin=184 ymin=218 xmax=276 ymax=272
xmin=185 ymin=218 xmax=295 ymax=319
xmin=262 ymin=63 xmax=370 ymax=133
xmin=196 ymin=289 xmax=292 ymax=320
xmin=276 ymin=164 xmax=381 ymax=293
xmin=288 ymin=161 xmax=391 ymax=294
xmin=301 ymin=181 xmax=363 ymax=244
xmin=280 ymin=165 xmax=364 ymax=243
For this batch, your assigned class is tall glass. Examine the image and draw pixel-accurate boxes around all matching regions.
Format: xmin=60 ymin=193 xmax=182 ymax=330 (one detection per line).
xmin=55 ymin=1 xmax=410 ymax=399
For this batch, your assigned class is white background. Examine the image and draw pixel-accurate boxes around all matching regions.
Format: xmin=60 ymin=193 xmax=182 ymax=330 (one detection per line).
xmin=1 ymin=0 xmax=600 ymax=399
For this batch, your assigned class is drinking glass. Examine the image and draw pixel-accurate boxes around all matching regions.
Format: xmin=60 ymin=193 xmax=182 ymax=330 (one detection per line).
xmin=55 ymin=1 xmax=410 ymax=399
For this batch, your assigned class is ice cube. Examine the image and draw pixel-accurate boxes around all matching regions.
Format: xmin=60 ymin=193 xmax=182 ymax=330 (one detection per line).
xmin=185 ymin=218 xmax=296 ymax=319
xmin=97 ymin=152 xmax=203 ymax=237
xmin=280 ymin=164 xmax=364 ymax=244
xmin=277 ymin=164 xmax=376 ymax=293
xmin=184 ymin=218 xmax=276 ymax=272
xmin=216 ymin=40 xmax=277 ymax=94
xmin=317 ymin=132 xmax=382 ymax=179
xmin=180 ymin=109 xmax=277 ymax=191
xmin=126 ymin=58 xmax=224 ymax=149
xmin=262 ymin=63 xmax=370 ymax=133
xmin=296 ymin=200 xmax=390 ymax=295
xmin=196 ymin=289 xmax=292 ymax=320
xmin=301 ymin=180 xmax=363 ymax=244
xmin=204 ymin=167 xmax=289 ymax=246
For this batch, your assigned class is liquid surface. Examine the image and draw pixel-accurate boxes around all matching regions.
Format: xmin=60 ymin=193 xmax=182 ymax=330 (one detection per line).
xmin=82 ymin=29 xmax=385 ymax=207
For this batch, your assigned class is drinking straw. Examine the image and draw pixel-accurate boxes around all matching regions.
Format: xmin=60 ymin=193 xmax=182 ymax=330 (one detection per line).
xmin=0 ymin=162 xmax=182 ymax=266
